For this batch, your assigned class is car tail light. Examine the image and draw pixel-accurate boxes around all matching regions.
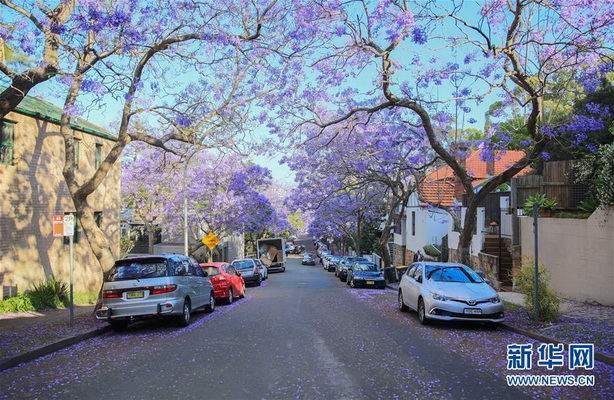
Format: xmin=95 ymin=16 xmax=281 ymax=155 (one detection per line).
xmin=102 ymin=290 xmax=120 ymax=298
xmin=150 ymin=284 xmax=177 ymax=295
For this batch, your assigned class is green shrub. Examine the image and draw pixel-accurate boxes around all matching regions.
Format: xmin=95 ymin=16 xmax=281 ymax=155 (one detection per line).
xmin=73 ymin=291 xmax=99 ymax=305
xmin=513 ymin=258 xmax=560 ymax=322
xmin=423 ymin=244 xmax=441 ymax=257
xmin=28 ymin=277 xmax=69 ymax=310
xmin=523 ymin=193 xmax=558 ymax=216
xmin=578 ymin=196 xmax=599 ymax=214
xmin=120 ymin=237 xmax=135 ymax=258
xmin=0 ymin=294 xmax=35 ymax=314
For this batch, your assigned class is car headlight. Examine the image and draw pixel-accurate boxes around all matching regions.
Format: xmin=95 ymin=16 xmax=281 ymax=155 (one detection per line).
xmin=489 ymin=296 xmax=501 ymax=303
xmin=430 ymin=292 xmax=451 ymax=301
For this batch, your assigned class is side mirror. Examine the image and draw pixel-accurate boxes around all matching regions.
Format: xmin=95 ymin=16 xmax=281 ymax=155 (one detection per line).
xmin=484 ymin=278 xmax=491 ymax=284
xmin=237 ymin=271 xmax=242 ymax=276
xmin=202 ymin=271 xmax=208 ymax=277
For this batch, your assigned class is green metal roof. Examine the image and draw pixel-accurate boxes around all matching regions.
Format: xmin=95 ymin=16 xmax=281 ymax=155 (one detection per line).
xmin=4 ymin=88 xmax=118 ymax=142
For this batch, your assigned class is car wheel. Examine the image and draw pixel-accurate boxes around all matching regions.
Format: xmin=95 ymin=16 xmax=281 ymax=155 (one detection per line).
xmin=256 ymin=277 xmax=262 ymax=286
xmin=227 ymin=288 xmax=234 ymax=305
xmin=110 ymin=320 xmax=129 ymax=332
xmin=240 ymin=284 xmax=246 ymax=298
xmin=341 ymin=275 xmax=347 ymax=282
xmin=282 ymin=267 xmax=286 ymax=272
xmin=418 ymin=298 xmax=429 ymax=325
xmin=349 ymin=278 xmax=355 ymax=288
xmin=398 ymin=291 xmax=409 ymax=312
xmin=204 ymin=292 xmax=215 ymax=313
xmin=178 ymin=299 xmax=191 ymax=326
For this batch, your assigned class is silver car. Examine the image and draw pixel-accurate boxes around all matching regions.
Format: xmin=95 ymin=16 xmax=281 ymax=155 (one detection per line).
xmin=95 ymin=254 xmax=215 ymax=331
xmin=398 ymin=262 xmax=504 ymax=326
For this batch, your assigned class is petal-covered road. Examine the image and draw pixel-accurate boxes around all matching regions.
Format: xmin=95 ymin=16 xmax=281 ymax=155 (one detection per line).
xmin=0 ymin=251 xmax=611 ymax=399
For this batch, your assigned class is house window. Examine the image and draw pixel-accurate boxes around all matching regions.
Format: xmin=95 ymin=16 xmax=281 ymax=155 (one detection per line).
xmin=411 ymin=211 xmax=416 ymax=236
xmin=73 ymin=140 xmax=80 ymax=168
xmin=94 ymin=211 xmax=102 ymax=227
xmin=0 ymin=121 xmax=15 ymax=165
xmin=63 ymin=212 xmax=80 ymax=244
xmin=95 ymin=144 xmax=102 ymax=169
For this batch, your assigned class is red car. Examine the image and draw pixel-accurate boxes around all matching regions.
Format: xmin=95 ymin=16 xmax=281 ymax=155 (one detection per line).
xmin=200 ymin=262 xmax=246 ymax=304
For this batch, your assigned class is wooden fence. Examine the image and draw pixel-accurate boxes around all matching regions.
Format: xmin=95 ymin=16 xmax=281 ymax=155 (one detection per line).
xmin=512 ymin=160 xmax=589 ymax=210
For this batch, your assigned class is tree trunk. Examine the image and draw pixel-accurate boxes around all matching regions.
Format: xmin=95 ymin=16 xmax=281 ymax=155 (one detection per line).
xmin=146 ymin=223 xmax=155 ymax=255
xmin=457 ymin=203 xmax=478 ymax=267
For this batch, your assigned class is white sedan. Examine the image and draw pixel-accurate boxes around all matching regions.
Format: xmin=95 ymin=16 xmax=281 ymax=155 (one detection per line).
xmin=398 ymin=262 xmax=504 ymax=326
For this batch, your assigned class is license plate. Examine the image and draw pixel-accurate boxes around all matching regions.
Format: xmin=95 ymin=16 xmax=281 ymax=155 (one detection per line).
xmin=366 ymin=281 xmax=375 ymax=285
xmin=126 ymin=291 xmax=144 ymax=299
xmin=464 ymin=308 xmax=482 ymax=315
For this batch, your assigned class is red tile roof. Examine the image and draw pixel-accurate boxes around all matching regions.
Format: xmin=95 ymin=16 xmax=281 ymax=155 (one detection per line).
xmin=420 ymin=149 xmax=532 ymax=207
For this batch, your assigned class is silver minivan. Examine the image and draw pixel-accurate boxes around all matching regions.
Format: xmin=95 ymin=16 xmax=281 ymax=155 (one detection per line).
xmin=95 ymin=254 xmax=215 ymax=331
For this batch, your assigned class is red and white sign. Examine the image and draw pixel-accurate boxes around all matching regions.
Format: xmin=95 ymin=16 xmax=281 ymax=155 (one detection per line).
xmin=53 ymin=215 xmax=64 ymax=237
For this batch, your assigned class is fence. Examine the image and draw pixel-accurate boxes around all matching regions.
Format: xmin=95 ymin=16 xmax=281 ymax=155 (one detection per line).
xmin=512 ymin=160 xmax=589 ymax=210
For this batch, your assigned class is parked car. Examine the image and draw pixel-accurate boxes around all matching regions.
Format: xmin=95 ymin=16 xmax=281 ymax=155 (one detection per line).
xmin=398 ymin=262 xmax=505 ymax=326
xmin=254 ymin=259 xmax=268 ymax=280
xmin=326 ymin=256 xmax=342 ymax=272
xmin=337 ymin=256 xmax=369 ymax=282
xmin=302 ymin=253 xmax=316 ymax=265
xmin=200 ymin=262 xmax=246 ymax=304
xmin=95 ymin=254 xmax=215 ymax=331
xmin=231 ymin=258 xmax=262 ymax=286
xmin=321 ymin=254 xmax=334 ymax=269
xmin=346 ymin=262 xmax=386 ymax=289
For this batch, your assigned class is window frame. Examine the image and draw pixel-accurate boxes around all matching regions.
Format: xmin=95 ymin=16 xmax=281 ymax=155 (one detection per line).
xmin=95 ymin=143 xmax=103 ymax=169
xmin=0 ymin=120 xmax=15 ymax=166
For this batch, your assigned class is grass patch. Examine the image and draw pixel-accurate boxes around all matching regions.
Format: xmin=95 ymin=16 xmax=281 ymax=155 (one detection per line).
xmin=551 ymin=211 xmax=592 ymax=219
xmin=503 ymin=300 xmax=523 ymax=311
xmin=73 ymin=291 xmax=99 ymax=305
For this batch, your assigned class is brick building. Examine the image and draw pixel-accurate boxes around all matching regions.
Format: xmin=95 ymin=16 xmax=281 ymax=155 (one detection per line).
xmin=0 ymin=94 xmax=120 ymax=298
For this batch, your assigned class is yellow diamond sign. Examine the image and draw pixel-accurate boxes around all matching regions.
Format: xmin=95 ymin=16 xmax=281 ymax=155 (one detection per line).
xmin=202 ymin=232 xmax=220 ymax=250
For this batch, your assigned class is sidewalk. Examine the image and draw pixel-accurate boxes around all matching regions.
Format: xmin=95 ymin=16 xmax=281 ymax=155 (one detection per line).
xmin=0 ymin=304 xmax=109 ymax=371
xmin=386 ymin=282 xmax=614 ymax=365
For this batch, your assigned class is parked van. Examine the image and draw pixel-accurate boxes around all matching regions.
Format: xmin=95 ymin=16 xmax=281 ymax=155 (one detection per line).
xmin=95 ymin=254 xmax=215 ymax=331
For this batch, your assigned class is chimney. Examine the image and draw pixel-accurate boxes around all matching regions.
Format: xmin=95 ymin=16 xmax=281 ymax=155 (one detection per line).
xmin=486 ymin=151 xmax=495 ymax=177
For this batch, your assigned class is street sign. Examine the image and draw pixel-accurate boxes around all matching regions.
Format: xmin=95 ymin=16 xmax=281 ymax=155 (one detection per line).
xmin=202 ymin=232 xmax=220 ymax=250
xmin=53 ymin=215 xmax=64 ymax=237
xmin=63 ymin=214 xmax=75 ymax=236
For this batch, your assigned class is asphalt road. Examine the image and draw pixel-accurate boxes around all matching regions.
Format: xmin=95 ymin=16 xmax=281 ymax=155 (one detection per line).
xmin=0 ymin=238 xmax=532 ymax=400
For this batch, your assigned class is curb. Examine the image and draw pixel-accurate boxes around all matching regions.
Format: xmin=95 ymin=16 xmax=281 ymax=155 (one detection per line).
xmin=501 ymin=323 xmax=614 ymax=367
xmin=0 ymin=325 xmax=111 ymax=372
xmin=386 ymin=283 xmax=614 ymax=367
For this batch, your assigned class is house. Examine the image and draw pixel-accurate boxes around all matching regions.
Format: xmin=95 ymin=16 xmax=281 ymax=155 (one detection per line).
xmin=393 ymin=149 xmax=531 ymax=271
xmin=0 ymin=93 xmax=120 ymax=298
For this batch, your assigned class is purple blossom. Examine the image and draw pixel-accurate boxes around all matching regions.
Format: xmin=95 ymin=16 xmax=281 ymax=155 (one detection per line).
xmin=411 ymin=27 xmax=427 ymax=45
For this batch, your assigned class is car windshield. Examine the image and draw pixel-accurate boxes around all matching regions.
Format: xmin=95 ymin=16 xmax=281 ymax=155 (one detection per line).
xmin=427 ymin=266 xmax=482 ymax=283
xmin=108 ymin=259 xmax=168 ymax=281
xmin=354 ymin=263 xmax=378 ymax=271
xmin=232 ymin=260 xmax=254 ymax=270
xmin=201 ymin=266 xmax=220 ymax=277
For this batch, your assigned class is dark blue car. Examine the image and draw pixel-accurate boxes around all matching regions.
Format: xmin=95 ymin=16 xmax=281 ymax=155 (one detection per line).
xmin=346 ymin=262 xmax=386 ymax=289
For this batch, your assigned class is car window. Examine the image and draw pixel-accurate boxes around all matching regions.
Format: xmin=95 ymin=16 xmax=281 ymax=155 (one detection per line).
xmin=407 ymin=265 xmax=416 ymax=277
xmin=414 ymin=265 xmax=423 ymax=282
xmin=354 ymin=263 xmax=378 ymax=271
xmin=202 ymin=266 xmax=221 ymax=277
xmin=429 ymin=266 xmax=481 ymax=283
xmin=108 ymin=259 xmax=168 ymax=282
xmin=192 ymin=262 xmax=204 ymax=277
xmin=232 ymin=260 xmax=254 ymax=270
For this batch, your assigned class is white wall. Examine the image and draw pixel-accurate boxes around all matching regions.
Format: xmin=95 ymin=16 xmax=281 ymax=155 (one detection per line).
xmin=519 ymin=208 xmax=614 ymax=306
xmin=447 ymin=207 xmax=485 ymax=257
